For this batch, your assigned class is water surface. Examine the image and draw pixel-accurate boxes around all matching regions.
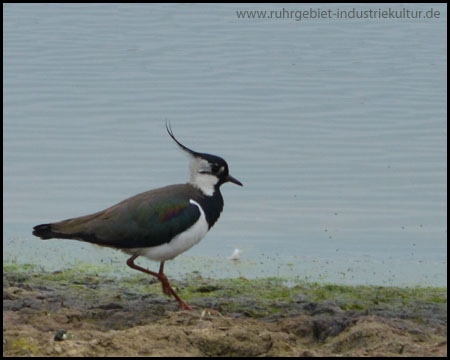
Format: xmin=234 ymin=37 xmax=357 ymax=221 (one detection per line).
xmin=3 ymin=3 xmax=447 ymax=286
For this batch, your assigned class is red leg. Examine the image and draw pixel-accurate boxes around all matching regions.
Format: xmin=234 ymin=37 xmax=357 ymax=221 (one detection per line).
xmin=126 ymin=255 xmax=193 ymax=311
xmin=158 ymin=262 xmax=172 ymax=296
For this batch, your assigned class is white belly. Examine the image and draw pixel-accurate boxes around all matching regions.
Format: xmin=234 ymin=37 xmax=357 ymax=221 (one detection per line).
xmin=124 ymin=200 xmax=209 ymax=262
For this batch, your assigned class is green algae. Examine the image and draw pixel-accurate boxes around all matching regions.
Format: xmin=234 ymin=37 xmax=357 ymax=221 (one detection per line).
xmin=3 ymin=262 xmax=446 ymax=319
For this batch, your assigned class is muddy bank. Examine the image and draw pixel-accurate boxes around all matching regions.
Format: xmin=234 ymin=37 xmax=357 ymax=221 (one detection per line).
xmin=3 ymin=264 xmax=447 ymax=357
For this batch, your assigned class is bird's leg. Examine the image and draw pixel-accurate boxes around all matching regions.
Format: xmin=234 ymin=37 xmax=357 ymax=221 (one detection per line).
xmin=126 ymin=255 xmax=193 ymax=311
xmin=158 ymin=261 xmax=193 ymax=311
xmin=158 ymin=261 xmax=172 ymax=296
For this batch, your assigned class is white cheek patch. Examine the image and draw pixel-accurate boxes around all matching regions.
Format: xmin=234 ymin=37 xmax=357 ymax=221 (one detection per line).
xmin=190 ymin=158 xmax=211 ymax=175
xmin=187 ymin=158 xmax=218 ymax=196
xmin=190 ymin=173 xmax=218 ymax=196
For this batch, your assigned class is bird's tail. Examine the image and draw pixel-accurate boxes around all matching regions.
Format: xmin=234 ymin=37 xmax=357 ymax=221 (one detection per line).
xmin=32 ymin=223 xmax=58 ymax=239
xmin=32 ymin=211 xmax=104 ymax=242
xmin=33 ymin=222 xmax=84 ymax=240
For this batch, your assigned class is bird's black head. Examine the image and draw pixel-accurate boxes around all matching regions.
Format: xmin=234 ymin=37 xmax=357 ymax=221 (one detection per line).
xmin=166 ymin=122 xmax=242 ymax=195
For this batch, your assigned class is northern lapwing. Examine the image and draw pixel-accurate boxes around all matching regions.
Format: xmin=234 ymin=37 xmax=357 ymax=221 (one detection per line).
xmin=32 ymin=123 xmax=242 ymax=310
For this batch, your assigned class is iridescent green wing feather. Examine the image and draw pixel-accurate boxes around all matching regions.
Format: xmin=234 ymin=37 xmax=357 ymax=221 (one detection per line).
xmin=48 ymin=185 xmax=201 ymax=248
xmin=95 ymin=197 xmax=201 ymax=248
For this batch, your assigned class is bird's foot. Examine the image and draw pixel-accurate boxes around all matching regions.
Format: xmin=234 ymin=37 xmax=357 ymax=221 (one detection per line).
xmin=158 ymin=272 xmax=193 ymax=310
xmin=178 ymin=301 xmax=194 ymax=311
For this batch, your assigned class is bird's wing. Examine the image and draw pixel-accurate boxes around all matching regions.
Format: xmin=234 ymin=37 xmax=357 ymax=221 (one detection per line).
xmin=47 ymin=186 xmax=201 ymax=248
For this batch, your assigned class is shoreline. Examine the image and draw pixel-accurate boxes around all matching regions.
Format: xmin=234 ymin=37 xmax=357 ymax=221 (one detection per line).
xmin=3 ymin=263 xmax=447 ymax=357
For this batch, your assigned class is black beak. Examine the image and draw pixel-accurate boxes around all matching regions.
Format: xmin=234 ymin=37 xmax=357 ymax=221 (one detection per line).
xmin=226 ymin=174 xmax=243 ymax=186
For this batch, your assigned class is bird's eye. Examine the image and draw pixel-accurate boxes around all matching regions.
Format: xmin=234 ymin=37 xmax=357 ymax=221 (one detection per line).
xmin=211 ymin=164 xmax=220 ymax=173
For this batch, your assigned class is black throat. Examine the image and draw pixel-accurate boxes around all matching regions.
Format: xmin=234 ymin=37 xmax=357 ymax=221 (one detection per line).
xmin=193 ymin=186 xmax=224 ymax=229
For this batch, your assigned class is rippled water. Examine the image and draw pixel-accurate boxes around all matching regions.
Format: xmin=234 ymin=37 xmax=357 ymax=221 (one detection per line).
xmin=3 ymin=4 xmax=447 ymax=286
